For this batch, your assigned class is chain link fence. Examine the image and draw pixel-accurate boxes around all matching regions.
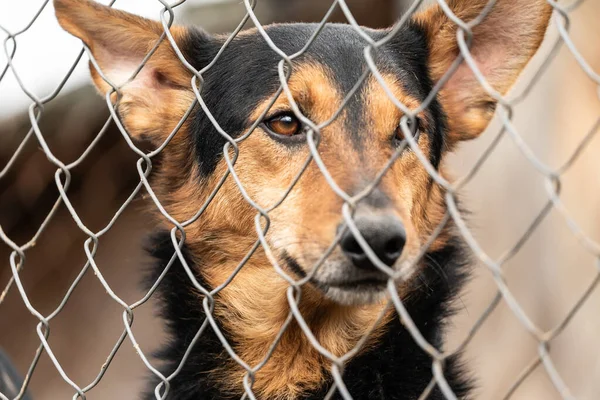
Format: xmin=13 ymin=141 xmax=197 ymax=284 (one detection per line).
xmin=1 ymin=0 xmax=599 ymax=399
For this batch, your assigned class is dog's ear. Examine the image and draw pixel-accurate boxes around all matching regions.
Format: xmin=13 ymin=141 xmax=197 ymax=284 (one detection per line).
xmin=412 ymin=0 xmax=552 ymax=142
xmin=54 ymin=0 xmax=211 ymax=142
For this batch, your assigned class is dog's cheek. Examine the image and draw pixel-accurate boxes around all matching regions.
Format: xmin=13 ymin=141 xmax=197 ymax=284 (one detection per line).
xmin=234 ymin=136 xmax=293 ymax=202
xmin=230 ymin=138 xmax=309 ymax=260
xmin=380 ymin=155 xmax=430 ymax=255
xmin=263 ymin=189 xmax=312 ymax=269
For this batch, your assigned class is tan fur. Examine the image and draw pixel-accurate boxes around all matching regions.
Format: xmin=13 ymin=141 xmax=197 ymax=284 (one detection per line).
xmin=53 ymin=1 xmax=552 ymax=398
xmin=413 ymin=0 xmax=552 ymax=142
xmin=362 ymin=74 xmax=452 ymax=254
xmin=147 ymin=63 xmax=395 ymax=399
xmin=54 ymin=0 xmax=194 ymax=142
xmin=175 ymin=70 xmax=450 ymax=398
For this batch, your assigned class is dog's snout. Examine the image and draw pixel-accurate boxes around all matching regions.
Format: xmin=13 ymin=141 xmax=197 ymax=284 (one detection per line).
xmin=339 ymin=215 xmax=406 ymax=271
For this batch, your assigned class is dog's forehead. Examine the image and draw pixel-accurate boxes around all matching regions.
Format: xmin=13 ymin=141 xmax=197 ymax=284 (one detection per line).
xmin=189 ymin=22 xmax=434 ymax=176
xmin=261 ymin=23 xmax=377 ymax=91
xmin=199 ymin=23 xmax=426 ymax=98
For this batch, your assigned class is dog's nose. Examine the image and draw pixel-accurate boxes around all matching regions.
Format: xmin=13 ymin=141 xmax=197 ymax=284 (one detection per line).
xmin=339 ymin=215 xmax=406 ymax=271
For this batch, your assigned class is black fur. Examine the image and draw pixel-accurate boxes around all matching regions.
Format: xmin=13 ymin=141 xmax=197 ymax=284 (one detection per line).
xmin=141 ymin=21 xmax=472 ymax=400
xmin=144 ymin=231 xmax=471 ymax=399
xmin=183 ymin=22 xmax=445 ymax=176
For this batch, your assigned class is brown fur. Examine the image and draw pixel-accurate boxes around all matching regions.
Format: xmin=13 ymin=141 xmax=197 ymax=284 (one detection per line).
xmin=157 ymin=67 xmax=451 ymax=399
xmin=362 ymin=74 xmax=452 ymax=254
xmin=157 ymin=64 xmax=398 ymax=398
xmin=53 ymin=0 xmax=552 ymax=398
xmin=414 ymin=0 xmax=553 ymax=142
xmin=55 ymin=0 xmax=195 ymax=143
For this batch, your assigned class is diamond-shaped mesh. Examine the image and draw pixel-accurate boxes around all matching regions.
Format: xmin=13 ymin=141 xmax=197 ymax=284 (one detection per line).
xmin=1 ymin=0 xmax=599 ymax=399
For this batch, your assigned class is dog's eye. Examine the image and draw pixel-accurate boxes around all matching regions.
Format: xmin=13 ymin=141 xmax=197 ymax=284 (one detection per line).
xmin=396 ymin=117 xmax=421 ymax=140
xmin=394 ymin=117 xmax=421 ymax=142
xmin=264 ymin=113 xmax=303 ymax=137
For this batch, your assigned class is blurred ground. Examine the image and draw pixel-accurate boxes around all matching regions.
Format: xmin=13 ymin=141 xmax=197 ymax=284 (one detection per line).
xmin=1 ymin=0 xmax=599 ymax=399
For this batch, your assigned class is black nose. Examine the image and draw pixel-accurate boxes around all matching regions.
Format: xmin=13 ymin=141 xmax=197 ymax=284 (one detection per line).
xmin=339 ymin=215 xmax=406 ymax=271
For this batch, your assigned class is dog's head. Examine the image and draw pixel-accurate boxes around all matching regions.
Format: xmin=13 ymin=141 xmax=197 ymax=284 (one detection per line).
xmin=55 ymin=0 xmax=551 ymax=306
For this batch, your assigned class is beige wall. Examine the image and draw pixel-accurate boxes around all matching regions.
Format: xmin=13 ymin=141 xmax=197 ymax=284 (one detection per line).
xmin=447 ymin=0 xmax=600 ymax=398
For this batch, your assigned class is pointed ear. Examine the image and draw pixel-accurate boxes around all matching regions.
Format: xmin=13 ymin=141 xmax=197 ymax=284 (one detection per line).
xmin=54 ymin=0 xmax=212 ymax=142
xmin=413 ymin=0 xmax=552 ymax=142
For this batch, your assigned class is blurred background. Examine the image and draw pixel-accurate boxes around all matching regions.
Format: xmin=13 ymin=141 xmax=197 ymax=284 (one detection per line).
xmin=0 ymin=0 xmax=599 ymax=399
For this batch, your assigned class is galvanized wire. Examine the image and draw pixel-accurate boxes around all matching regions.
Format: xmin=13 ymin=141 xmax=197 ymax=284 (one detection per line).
xmin=1 ymin=0 xmax=599 ymax=399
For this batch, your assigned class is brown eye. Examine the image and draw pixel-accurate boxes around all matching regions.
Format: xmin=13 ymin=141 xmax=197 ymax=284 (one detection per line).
xmin=394 ymin=117 xmax=421 ymax=142
xmin=264 ymin=113 xmax=302 ymax=137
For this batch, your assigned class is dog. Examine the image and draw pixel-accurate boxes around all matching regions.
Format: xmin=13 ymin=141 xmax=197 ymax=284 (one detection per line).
xmin=54 ymin=0 xmax=551 ymax=398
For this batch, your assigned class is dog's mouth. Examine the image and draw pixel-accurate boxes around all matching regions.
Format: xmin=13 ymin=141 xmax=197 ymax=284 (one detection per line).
xmin=317 ymin=277 xmax=390 ymax=306
xmin=281 ymin=253 xmax=392 ymax=305
xmin=317 ymin=277 xmax=388 ymax=291
xmin=282 ymin=250 xmax=419 ymax=306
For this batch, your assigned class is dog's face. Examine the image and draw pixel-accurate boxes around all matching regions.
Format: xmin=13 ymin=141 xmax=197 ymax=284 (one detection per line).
xmin=55 ymin=0 xmax=551 ymax=305
xmin=192 ymin=25 xmax=447 ymax=305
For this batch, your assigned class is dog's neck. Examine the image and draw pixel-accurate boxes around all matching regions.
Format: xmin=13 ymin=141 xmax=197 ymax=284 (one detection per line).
xmin=196 ymin=250 xmax=391 ymax=399
xmin=148 ymin=227 xmax=471 ymax=399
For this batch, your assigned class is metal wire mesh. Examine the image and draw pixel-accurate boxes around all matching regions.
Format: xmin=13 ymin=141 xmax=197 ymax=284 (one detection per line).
xmin=1 ymin=0 xmax=599 ymax=399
